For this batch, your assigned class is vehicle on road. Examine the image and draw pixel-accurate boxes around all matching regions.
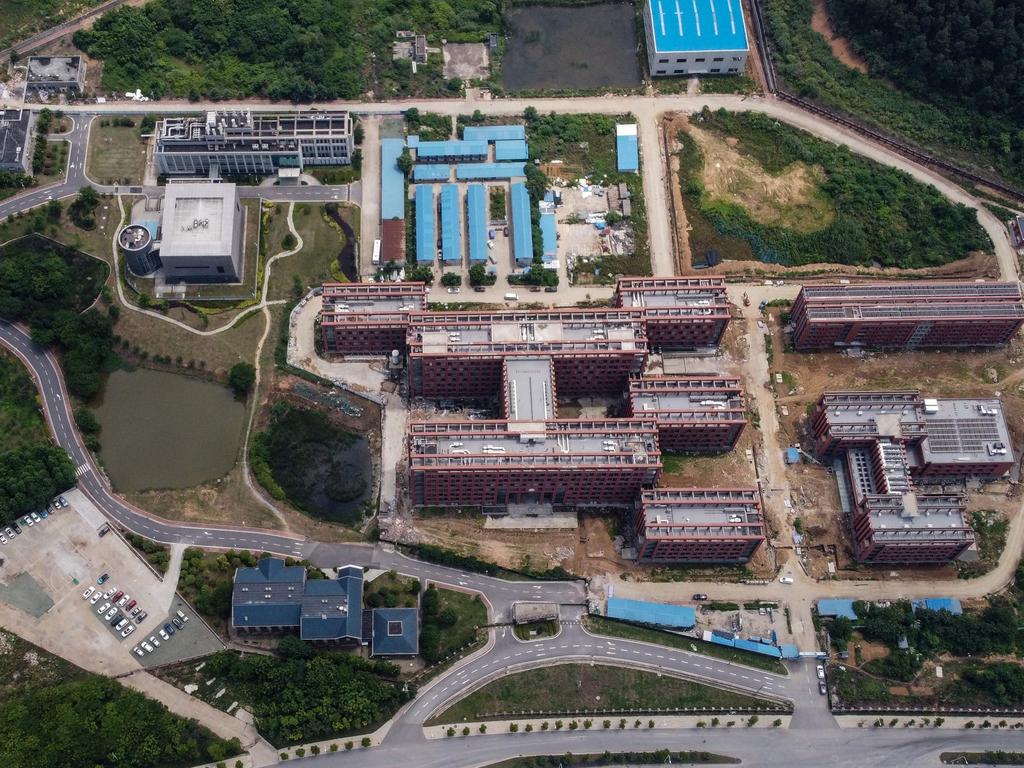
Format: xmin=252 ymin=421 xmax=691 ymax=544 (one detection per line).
xmin=529 ymin=286 xmax=541 ymax=292
xmin=97 ymin=573 xmax=110 ymax=585
xmin=544 ymin=286 xmax=557 ymax=293
xmin=97 ymin=524 xmax=110 ymax=537
xmin=819 ymin=682 xmax=827 ymax=695
xmin=692 ymin=593 xmax=708 ymax=601
xmin=473 ymin=286 xmax=485 ymax=292
xmin=779 ymin=575 xmax=794 ymax=584
xmin=816 ymin=665 xmax=826 ymax=680
xmin=82 ymin=587 xmax=95 ymax=599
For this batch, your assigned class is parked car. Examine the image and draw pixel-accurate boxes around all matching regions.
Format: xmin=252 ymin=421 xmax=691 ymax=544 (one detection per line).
xmin=103 ymin=588 xmax=117 ymax=600
xmin=22 ymin=516 xmax=32 ymax=527
xmin=816 ymin=665 xmax=826 ymax=680
xmin=4 ymin=527 xmax=14 ymax=538
xmin=164 ymin=623 xmax=176 ymax=636
xmin=57 ymin=496 xmax=68 ymax=508
xmin=126 ymin=599 xmax=137 ymax=610
xmin=111 ymin=590 xmax=124 ymax=603
xmin=89 ymin=592 xmax=102 ymax=605
xmin=819 ymin=682 xmax=827 ymax=695
xmin=529 ymin=286 xmax=541 ymax=292
xmin=544 ymin=286 xmax=557 ymax=293
xmin=29 ymin=512 xmax=40 ymax=523
xmin=171 ymin=617 xmax=183 ymax=629
xmin=0 ymin=534 xmax=7 ymax=545
xmin=141 ymin=642 xmax=154 ymax=653
xmin=104 ymin=608 xmax=118 ymax=622
xmin=39 ymin=509 xmax=48 ymax=519
xmin=132 ymin=646 xmax=144 ymax=658
xmin=97 ymin=573 xmax=110 ymax=585
xmin=11 ymin=522 xmax=21 ymax=535
xmin=158 ymin=629 xmax=169 ymax=641
xmin=121 ymin=625 xmax=135 ymax=638
xmin=114 ymin=618 xmax=129 ymax=631
xmin=149 ymin=636 xmax=160 ymax=648
xmin=779 ymin=575 xmax=794 ymax=584
xmin=692 ymin=594 xmax=709 ymax=601
xmin=473 ymin=286 xmax=486 ymax=293
xmin=82 ymin=586 xmax=95 ymax=599
xmin=117 ymin=594 xmax=130 ymax=608
xmin=176 ymin=610 xmax=189 ymax=624
xmin=134 ymin=611 xmax=147 ymax=625
xmin=96 ymin=602 xmax=111 ymax=615
xmin=130 ymin=606 xmax=141 ymax=617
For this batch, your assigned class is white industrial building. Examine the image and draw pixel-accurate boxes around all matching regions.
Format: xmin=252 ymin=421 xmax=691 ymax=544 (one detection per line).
xmin=643 ymin=0 xmax=749 ymax=76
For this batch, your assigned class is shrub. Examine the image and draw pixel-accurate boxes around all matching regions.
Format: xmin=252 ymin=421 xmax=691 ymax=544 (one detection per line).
xmin=462 ymin=727 xmax=470 ymax=736
xmin=360 ymin=737 xmax=371 ymax=748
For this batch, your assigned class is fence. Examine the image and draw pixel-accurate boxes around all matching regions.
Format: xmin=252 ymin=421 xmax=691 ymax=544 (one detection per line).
xmin=481 ymin=704 xmax=790 ymax=719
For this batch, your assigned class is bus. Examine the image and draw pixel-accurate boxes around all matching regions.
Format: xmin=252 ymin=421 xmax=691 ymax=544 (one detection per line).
xmin=372 ymin=239 xmax=381 ymax=265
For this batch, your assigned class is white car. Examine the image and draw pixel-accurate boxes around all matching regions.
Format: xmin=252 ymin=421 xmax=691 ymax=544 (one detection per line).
xmin=96 ymin=602 xmax=111 ymax=615
xmin=132 ymin=646 xmax=144 ymax=658
xmin=114 ymin=618 xmax=129 ymax=631
xmin=82 ymin=586 xmax=95 ymax=599
xmin=89 ymin=592 xmax=102 ymax=605
xmin=117 ymin=594 xmax=130 ymax=607
xmin=176 ymin=610 xmax=189 ymax=624
xmin=103 ymin=588 xmax=117 ymax=600
xmin=158 ymin=629 xmax=169 ymax=641
xmin=816 ymin=665 xmax=826 ymax=680
xmin=149 ymin=636 xmax=160 ymax=648
xmin=104 ymin=608 xmax=118 ymax=621
xmin=141 ymin=641 xmax=154 ymax=653
xmin=0 ymin=534 xmax=7 ymax=545
xmin=121 ymin=625 xmax=135 ymax=638
xmin=779 ymin=575 xmax=794 ymax=584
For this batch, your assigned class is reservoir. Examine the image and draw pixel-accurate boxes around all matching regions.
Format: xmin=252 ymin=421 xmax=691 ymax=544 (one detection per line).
xmin=92 ymin=368 xmax=246 ymax=492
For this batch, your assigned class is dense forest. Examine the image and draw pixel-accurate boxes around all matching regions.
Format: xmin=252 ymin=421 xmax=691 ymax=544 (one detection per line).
xmin=73 ymin=0 xmax=500 ymax=101
xmin=680 ymin=109 xmax=991 ymax=269
xmin=201 ymin=638 xmax=413 ymax=746
xmin=827 ymin=0 xmax=1024 ymax=123
xmin=0 ymin=675 xmax=240 ymax=768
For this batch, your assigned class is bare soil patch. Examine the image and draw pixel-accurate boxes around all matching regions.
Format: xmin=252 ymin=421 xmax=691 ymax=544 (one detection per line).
xmin=811 ymin=0 xmax=869 ymax=74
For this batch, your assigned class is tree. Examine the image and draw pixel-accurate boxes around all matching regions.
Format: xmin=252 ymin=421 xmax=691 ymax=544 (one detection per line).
xmin=405 ymin=264 xmax=434 ymax=284
xmin=440 ymin=272 xmax=461 ymax=287
xmin=282 ymin=233 xmax=297 ymax=250
xmin=0 ymin=444 xmax=75 ymax=524
xmin=829 ymin=616 xmax=854 ymax=647
xmin=397 ymin=147 xmax=413 ymax=176
xmin=446 ymin=77 xmax=463 ymax=93
xmin=468 ymin=263 xmax=495 ymax=286
xmin=227 ymin=362 xmax=256 ymax=395
xmin=354 ymin=123 xmax=364 ymax=145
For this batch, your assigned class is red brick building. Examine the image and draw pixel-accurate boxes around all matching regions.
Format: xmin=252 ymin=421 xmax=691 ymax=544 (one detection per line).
xmin=635 ymin=488 xmax=765 ymax=563
xmin=614 ymin=277 xmax=730 ymax=350
xmin=627 ymin=376 xmax=745 ymax=452
xmin=409 ymin=420 xmax=661 ymax=508
xmin=812 ymin=391 xmax=1012 ymax=564
xmin=790 ymin=282 xmax=1024 ymax=351
xmin=318 ymin=282 xmax=428 ymax=355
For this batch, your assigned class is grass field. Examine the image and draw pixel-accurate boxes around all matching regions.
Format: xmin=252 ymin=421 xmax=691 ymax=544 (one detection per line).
xmin=420 ymin=586 xmax=488 ymax=669
xmin=584 ymin=616 xmax=787 ymax=675
xmin=0 ymin=350 xmax=48 ymax=451
xmin=266 ymin=203 xmax=358 ymax=300
xmin=365 ymin=570 xmax=419 ymax=609
xmin=426 ymin=663 xmax=775 ymax=725
xmin=86 ymin=117 xmax=149 ymax=185
xmin=0 ymin=0 xmax=104 ymax=48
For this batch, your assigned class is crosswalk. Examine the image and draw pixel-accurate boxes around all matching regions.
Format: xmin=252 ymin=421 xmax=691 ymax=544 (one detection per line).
xmin=75 ymin=464 xmax=90 ymax=477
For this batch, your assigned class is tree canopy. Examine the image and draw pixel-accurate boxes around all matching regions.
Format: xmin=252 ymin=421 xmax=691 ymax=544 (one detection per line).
xmin=0 ymin=444 xmax=75 ymax=524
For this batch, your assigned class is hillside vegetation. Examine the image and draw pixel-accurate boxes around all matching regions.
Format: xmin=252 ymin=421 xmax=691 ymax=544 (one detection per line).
xmin=680 ymin=109 xmax=991 ymax=268
xmin=765 ymin=0 xmax=1024 ymax=186
xmin=73 ymin=0 xmax=499 ymax=100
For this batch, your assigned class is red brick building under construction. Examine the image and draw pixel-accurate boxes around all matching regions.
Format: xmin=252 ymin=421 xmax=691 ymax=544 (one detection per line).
xmin=790 ymin=281 xmax=1024 ymax=351
xmin=627 ymin=376 xmax=745 ymax=452
xmin=811 ymin=391 xmax=1013 ymax=564
xmin=614 ymin=276 xmax=730 ymax=349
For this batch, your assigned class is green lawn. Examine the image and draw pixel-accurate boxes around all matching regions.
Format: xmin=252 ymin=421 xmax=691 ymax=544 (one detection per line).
xmin=266 ymin=202 xmax=358 ymax=300
xmin=426 ymin=663 xmax=778 ymax=725
xmin=513 ymin=620 xmax=560 ymax=641
xmin=584 ymin=616 xmax=787 ymax=675
xmin=420 ymin=586 xmax=488 ymax=666
xmin=86 ymin=117 xmax=149 ymax=185
xmin=365 ymin=570 xmax=419 ymax=609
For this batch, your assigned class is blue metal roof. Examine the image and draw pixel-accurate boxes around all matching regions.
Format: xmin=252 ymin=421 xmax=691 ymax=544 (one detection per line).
xmin=510 ymin=182 xmax=533 ymax=266
xmin=415 ymin=140 xmax=488 ymax=161
xmin=371 ymin=607 xmax=419 ymax=656
xmin=495 ymin=139 xmax=529 ymax=161
xmin=606 ymin=597 xmax=696 ymax=629
xmin=615 ymin=125 xmax=639 ymax=172
xmin=413 ymin=164 xmax=451 ymax=182
xmin=381 ymin=139 xmax=406 ymax=221
xmin=540 ymin=210 xmax=556 ymax=262
xmin=456 ymin=162 xmax=526 ymax=181
xmin=415 ymin=185 xmax=435 ymax=264
xmin=466 ymin=184 xmax=487 ymax=265
xmin=780 ymin=643 xmax=800 ymax=659
xmin=439 ymin=183 xmax=462 ymax=266
xmin=785 ymin=447 xmax=801 ymax=464
xmin=912 ymin=598 xmax=963 ymax=615
xmin=463 ymin=124 xmax=526 ymax=142
xmin=646 ymin=0 xmax=748 ymax=53
xmin=817 ymin=599 xmax=857 ymax=620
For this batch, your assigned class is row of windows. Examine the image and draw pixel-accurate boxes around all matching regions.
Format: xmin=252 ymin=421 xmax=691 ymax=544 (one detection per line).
xmin=666 ymin=68 xmax=740 ymax=74
xmin=657 ymin=56 xmax=743 ymax=64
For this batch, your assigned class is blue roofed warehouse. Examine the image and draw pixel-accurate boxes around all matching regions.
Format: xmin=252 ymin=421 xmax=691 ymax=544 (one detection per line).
xmin=616 ymin=124 xmax=639 ymax=172
xmin=415 ymin=185 xmax=436 ymax=264
xmin=466 ymin=184 xmax=487 ymax=265
xmin=440 ymin=183 xmax=463 ymax=266
xmin=510 ymin=182 xmax=534 ymax=267
xmin=643 ymin=0 xmax=749 ymax=77
xmin=605 ymin=597 xmax=696 ymax=629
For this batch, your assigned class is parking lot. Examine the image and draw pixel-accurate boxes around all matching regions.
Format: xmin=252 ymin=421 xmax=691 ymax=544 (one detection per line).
xmin=0 ymin=488 xmax=221 ymax=675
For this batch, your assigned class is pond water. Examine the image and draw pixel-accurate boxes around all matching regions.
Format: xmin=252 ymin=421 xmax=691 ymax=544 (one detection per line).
xmin=503 ymin=4 xmax=642 ymax=91
xmin=92 ymin=368 xmax=246 ymax=492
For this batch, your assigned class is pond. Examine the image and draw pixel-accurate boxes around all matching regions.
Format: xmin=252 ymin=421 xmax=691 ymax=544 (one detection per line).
xmin=92 ymin=368 xmax=246 ymax=492
xmin=503 ymin=4 xmax=642 ymax=91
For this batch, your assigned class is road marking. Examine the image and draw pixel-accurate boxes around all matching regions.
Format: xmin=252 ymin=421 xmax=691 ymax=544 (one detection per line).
xmin=74 ymin=463 xmax=90 ymax=477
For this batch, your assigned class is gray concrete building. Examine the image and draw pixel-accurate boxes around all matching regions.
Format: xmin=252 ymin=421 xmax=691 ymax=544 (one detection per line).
xmin=26 ymin=56 xmax=86 ymax=93
xmin=0 ymin=109 xmax=33 ymax=174
xmin=157 ymin=182 xmax=243 ymax=282
xmin=155 ymin=110 xmax=354 ymax=176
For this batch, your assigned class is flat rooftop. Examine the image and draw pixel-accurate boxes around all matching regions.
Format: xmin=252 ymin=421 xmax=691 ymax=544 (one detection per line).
xmin=0 ymin=109 xmax=31 ymax=169
xmin=646 ymin=0 xmax=748 ymax=53
xmin=799 ymin=281 xmax=1024 ymax=302
xmin=641 ymin=489 xmax=763 ymax=534
xmin=321 ymin=282 xmax=426 ymax=318
xmin=617 ymin=277 xmax=729 ymax=313
xmin=159 ymin=183 xmax=237 ymax=259
xmin=630 ymin=377 xmax=743 ymax=416
xmin=26 ymin=56 xmax=83 ymax=84
xmin=410 ymin=420 xmax=660 ymax=466
xmin=505 ymin=357 xmax=554 ymax=422
xmin=410 ymin=310 xmax=646 ymax=355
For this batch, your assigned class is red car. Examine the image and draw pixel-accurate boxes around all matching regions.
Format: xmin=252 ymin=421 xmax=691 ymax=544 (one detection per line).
xmin=112 ymin=590 xmax=124 ymax=602
xmin=126 ymin=599 xmax=137 ymax=610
